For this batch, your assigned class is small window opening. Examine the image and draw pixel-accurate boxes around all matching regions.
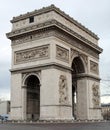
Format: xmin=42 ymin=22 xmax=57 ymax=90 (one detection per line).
xmin=30 ymin=36 xmax=32 ymax=39
xmin=29 ymin=16 xmax=34 ymax=23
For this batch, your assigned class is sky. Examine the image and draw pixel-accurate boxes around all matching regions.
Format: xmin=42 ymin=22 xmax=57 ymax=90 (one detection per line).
xmin=0 ymin=0 xmax=110 ymax=101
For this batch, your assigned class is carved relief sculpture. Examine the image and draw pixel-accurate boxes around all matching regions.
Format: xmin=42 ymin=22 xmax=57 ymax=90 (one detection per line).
xmin=56 ymin=45 xmax=69 ymax=62
xmin=71 ymin=48 xmax=88 ymax=67
xmin=59 ymin=75 xmax=68 ymax=104
xmin=6 ymin=5 xmax=103 ymax=120
xmin=15 ymin=45 xmax=49 ymax=64
xmin=80 ymin=54 xmax=88 ymax=65
xmin=71 ymin=48 xmax=79 ymax=59
xmin=92 ymin=83 xmax=100 ymax=108
xmin=90 ymin=60 xmax=99 ymax=74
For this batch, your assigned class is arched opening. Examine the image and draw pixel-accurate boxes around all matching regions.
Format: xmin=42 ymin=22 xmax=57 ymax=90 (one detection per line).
xmin=71 ymin=57 xmax=85 ymax=119
xmin=25 ymin=75 xmax=40 ymax=120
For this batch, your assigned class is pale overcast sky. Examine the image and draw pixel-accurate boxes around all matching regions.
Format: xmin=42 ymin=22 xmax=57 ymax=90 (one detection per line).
xmin=0 ymin=0 xmax=110 ymax=100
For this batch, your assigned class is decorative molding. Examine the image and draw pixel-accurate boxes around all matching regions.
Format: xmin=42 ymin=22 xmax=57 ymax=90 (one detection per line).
xmin=73 ymin=73 xmax=100 ymax=81
xmin=11 ymin=5 xmax=98 ymax=40
xmin=92 ymin=83 xmax=100 ymax=108
xmin=12 ymin=30 xmax=54 ymax=45
xmin=10 ymin=62 xmax=72 ymax=74
xmin=12 ymin=26 xmax=99 ymax=59
xmin=56 ymin=45 xmax=69 ymax=63
xmin=6 ymin=20 xmax=102 ymax=55
xmin=54 ymin=30 xmax=100 ymax=58
xmin=11 ymin=28 xmax=99 ymax=58
xmin=80 ymin=54 xmax=88 ymax=65
xmin=71 ymin=48 xmax=79 ymax=59
xmin=14 ymin=45 xmax=49 ymax=64
xmin=40 ymin=104 xmax=72 ymax=107
xmin=22 ymin=71 xmax=41 ymax=86
xmin=71 ymin=48 xmax=88 ymax=67
xmin=90 ymin=60 xmax=99 ymax=74
xmin=11 ymin=106 xmax=22 ymax=108
xmin=59 ymin=75 xmax=68 ymax=105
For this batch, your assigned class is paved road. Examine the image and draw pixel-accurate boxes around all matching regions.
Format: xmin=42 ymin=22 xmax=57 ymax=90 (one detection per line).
xmin=0 ymin=122 xmax=110 ymax=130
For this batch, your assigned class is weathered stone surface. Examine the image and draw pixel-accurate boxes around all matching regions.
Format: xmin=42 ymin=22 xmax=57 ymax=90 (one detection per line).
xmin=7 ymin=5 xmax=102 ymax=121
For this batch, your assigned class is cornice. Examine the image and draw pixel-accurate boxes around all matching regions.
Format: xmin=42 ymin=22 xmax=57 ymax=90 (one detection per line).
xmin=6 ymin=20 xmax=102 ymax=54
xmin=73 ymin=73 xmax=101 ymax=81
xmin=10 ymin=64 xmax=100 ymax=81
xmin=11 ymin=5 xmax=99 ymax=40
xmin=10 ymin=62 xmax=72 ymax=73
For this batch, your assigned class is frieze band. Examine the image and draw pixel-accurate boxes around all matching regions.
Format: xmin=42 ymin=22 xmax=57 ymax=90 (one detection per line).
xmin=10 ymin=26 xmax=100 ymax=59
xmin=53 ymin=29 xmax=99 ymax=59
xmin=6 ymin=20 xmax=102 ymax=54
xmin=12 ymin=30 xmax=55 ymax=45
xmin=14 ymin=45 xmax=49 ymax=64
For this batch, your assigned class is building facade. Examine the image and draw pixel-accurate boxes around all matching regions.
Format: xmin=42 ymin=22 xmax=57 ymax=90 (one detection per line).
xmin=7 ymin=5 xmax=103 ymax=121
xmin=0 ymin=101 xmax=10 ymax=115
xmin=101 ymin=104 xmax=110 ymax=120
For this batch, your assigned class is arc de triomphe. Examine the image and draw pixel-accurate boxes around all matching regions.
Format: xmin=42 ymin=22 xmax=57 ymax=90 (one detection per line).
xmin=7 ymin=5 xmax=103 ymax=121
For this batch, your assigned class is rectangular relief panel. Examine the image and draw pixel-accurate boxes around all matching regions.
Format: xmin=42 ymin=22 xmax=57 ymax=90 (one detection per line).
xmin=92 ymin=83 xmax=100 ymax=108
xmin=90 ymin=60 xmax=99 ymax=75
xmin=56 ymin=45 xmax=69 ymax=63
xmin=14 ymin=45 xmax=49 ymax=64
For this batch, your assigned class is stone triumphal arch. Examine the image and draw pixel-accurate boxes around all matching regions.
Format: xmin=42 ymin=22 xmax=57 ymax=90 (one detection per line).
xmin=7 ymin=5 xmax=103 ymax=120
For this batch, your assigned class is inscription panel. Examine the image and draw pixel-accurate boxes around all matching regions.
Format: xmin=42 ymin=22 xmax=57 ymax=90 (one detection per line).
xmin=14 ymin=45 xmax=49 ymax=64
xmin=10 ymin=27 xmax=100 ymax=59
xmin=56 ymin=45 xmax=69 ymax=63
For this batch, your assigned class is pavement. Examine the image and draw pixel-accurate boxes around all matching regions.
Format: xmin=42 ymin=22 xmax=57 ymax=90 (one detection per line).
xmin=0 ymin=121 xmax=110 ymax=130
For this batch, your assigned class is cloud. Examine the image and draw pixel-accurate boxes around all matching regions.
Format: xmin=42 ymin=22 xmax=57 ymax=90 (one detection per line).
xmin=0 ymin=89 xmax=10 ymax=100
xmin=101 ymin=96 xmax=110 ymax=104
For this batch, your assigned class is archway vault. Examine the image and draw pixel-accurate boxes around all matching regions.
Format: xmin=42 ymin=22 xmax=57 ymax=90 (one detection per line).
xmin=71 ymin=56 xmax=85 ymax=74
xmin=22 ymin=72 xmax=41 ymax=87
xmin=23 ymin=74 xmax=40 ymax=120
xmin=71 ymin=56 xmax=86 ymax=119
xmin=71 ymin=51 xmax=88 ymax=74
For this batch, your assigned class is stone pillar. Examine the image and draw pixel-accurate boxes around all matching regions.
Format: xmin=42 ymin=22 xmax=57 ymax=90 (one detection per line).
xmin=40 ymin=68 xmax=72 ymax=120
xmin=21 ymin=85 xmax=27 ymax=120
xmin=76 ymin=78 xmax=89 ymax=120
xmin=76 ymin=75 xmax=102 ymax=120
xmin=10 ymin=73 xmax=22 ymax=120
xmin=88 ymin=80 xmax=103 ymax=120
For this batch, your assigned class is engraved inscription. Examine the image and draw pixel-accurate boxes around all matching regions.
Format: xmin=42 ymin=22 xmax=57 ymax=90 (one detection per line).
xmin=90 ymin=60 xmax=99 ymax=74
xmin=56 ymin=45 xmax=69 ymax=62
xmin=15 ymin=45 xmax=49 ymax=64
xmin=59 ymin=75 xmax=68 ymax=104
xmin=92 ymin=83 xmax=100 ymax=108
